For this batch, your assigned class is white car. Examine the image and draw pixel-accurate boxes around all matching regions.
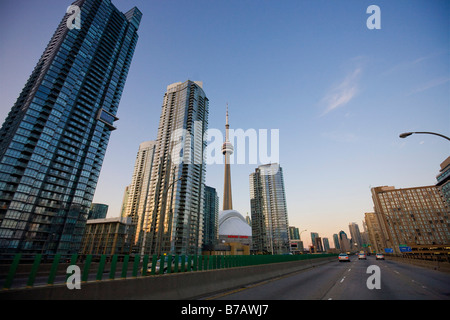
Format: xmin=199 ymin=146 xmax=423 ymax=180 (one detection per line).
xmin=376 ymin=253 xmax=385 ymax=260
xmin=358 ymin=253 xmax=367 ymax=260
xmin=338 ymin=253 xmax=350 ymax=262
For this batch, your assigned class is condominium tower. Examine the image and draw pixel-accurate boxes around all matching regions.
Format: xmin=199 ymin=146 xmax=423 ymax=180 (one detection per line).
xmin=250 ymin=163 xmax=290 ymax=254
xmin=121 ymin=141 xmax=156 ymax=253
xmin=141 ymin=81 xmax=209 ymax=256
xmin=0 ymin=0 xmax=141 ymax=255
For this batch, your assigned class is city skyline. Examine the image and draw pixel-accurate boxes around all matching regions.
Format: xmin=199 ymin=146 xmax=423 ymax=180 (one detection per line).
xmin=1 ymin=0 xmax=448 ymax=248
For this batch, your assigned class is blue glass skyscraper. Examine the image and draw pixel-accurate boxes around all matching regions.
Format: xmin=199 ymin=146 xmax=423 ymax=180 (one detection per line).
xmin=0 ymin=0 xmax=141 ymax=255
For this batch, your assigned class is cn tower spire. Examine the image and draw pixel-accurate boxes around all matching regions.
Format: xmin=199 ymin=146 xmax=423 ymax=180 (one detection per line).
xmin=222 ymin=103 xmax=233 ymax=210
xmin=226 ymin=103 xmax=229 ymax=126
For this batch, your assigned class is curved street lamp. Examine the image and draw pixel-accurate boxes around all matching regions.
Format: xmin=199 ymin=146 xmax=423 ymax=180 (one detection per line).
xmin=299 ymin=229 xmax=307 ymax=238
xmin=399 ymin=131 xmax=450 ymax=142
xmin=299 ymin=229 xmax=307 ymax=249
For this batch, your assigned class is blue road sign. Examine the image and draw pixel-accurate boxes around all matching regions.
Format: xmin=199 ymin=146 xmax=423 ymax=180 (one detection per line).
xmin=399 ymin=246 xmax=412 ymax=252
xmin=384 ymin=248 xmax=394 ymax=253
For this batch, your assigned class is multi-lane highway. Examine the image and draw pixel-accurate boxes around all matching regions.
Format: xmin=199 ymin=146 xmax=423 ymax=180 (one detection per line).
xmin=205 ymin=255 xmax=450 ymax=300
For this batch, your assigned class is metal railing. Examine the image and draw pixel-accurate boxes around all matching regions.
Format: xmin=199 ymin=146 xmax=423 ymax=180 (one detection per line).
xmin=1 ymin=253 xmax=337 ymax=290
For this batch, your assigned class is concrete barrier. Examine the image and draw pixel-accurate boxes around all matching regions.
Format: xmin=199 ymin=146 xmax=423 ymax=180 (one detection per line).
xmin=386 ymin=255 xmax=450 ymax=273
xmin=0 ymin=256 xmax=334 ymax=300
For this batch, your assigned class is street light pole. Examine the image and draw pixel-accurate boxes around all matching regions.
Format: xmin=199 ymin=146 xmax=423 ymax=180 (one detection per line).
xmin=157 ymin=168 xmax=183 ymax=257
xmin=399 ymin=131 xmax=450 ymax=142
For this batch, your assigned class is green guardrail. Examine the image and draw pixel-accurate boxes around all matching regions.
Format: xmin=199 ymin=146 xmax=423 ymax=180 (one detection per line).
xmin=1 ymin=253 xmax=337 ymax=290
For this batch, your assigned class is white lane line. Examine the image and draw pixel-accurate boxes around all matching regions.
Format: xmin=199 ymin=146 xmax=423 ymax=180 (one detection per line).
xmin=340 ymin=276 xmax=346 ymax=283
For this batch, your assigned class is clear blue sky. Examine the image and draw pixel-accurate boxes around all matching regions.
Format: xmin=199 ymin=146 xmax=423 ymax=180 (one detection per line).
xmin=0 ymin=0 xmax=449 ymax=247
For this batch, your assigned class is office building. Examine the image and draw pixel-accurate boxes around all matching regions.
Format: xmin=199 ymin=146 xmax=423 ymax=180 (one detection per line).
xmin=121 ymin=141 xmax=156 ymax=253
xmin=0 ymin=0 xmax=141 ymax=255
xmin=88 ymin=203 xmax=108 ymax=220
xmin=80 ymin=216 xmax=132 ymax=255
xmin=348 ymin=222 xmax=363 ymax=251
xmin=250 ymin=163 xmax=290 ymax=255
xmin=314 ymin=236 xmax=324 ymax=252
xmin=436 ymin=156 xmax=450 ymax=206
xmin=323 ymin=237 xmax=330 ymax=252
xmin=310 ymin=232 xmax=319 ymax=248
xmin=339 ymin=230 xmax=351 ymax=252
xmin=364 ymin=212 xmax=385 ymax=254
xmin=333 ymin=234 xmax=340 ymax=250
xmin=361 ymin=221 xmax=370 ymax=249
xmin=142 ymin=81 xmax=209 ymax=256
xmin=289 ymin=227 xmax=300 ymax=240
xmin=371 ymin=185 xmax=449 ymax=254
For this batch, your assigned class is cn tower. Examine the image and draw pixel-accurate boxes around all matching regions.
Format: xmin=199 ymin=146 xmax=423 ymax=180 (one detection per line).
xmin=222 ymin=104 xmax=234 ymax=210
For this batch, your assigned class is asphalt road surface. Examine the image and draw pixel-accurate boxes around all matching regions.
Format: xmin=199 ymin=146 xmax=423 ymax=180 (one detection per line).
xmin=204 ymin=255 xmax=450 ymax=300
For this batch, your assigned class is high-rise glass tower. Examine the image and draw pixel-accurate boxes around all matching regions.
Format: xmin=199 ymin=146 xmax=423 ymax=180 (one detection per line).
xmin=142 ymin=80 xmax=209 ymax=256
xmin=250 ymin=163 xmax=290 ymax=255
xmin=121 ymin=141 xmax=156 ymax=253
xmin=203 ymin=185 xmax=219 ymax=249
xmin=0 ymin=0 xmax=142 ymax=255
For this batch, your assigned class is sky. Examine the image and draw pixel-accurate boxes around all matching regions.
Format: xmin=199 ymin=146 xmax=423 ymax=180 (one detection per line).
xmin=0 ymin=0 xmax=449 ymax=247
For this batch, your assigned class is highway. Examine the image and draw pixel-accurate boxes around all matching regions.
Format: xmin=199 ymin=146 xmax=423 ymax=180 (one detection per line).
xmin=204 ymin=255 xmax=450 ymax=300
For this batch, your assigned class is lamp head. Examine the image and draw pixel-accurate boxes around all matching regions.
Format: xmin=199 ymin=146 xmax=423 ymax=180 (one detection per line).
xmin=399 ymin=132 xmax=413 ymax=139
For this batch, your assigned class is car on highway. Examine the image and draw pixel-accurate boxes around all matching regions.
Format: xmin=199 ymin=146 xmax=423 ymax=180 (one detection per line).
xmin=358 ymin=253 xmax=367 ymax=260
xmin=338 ymin=253 xmax=350 ymax=262
xmin=376 ymin=253 xmax=385 ymax=260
